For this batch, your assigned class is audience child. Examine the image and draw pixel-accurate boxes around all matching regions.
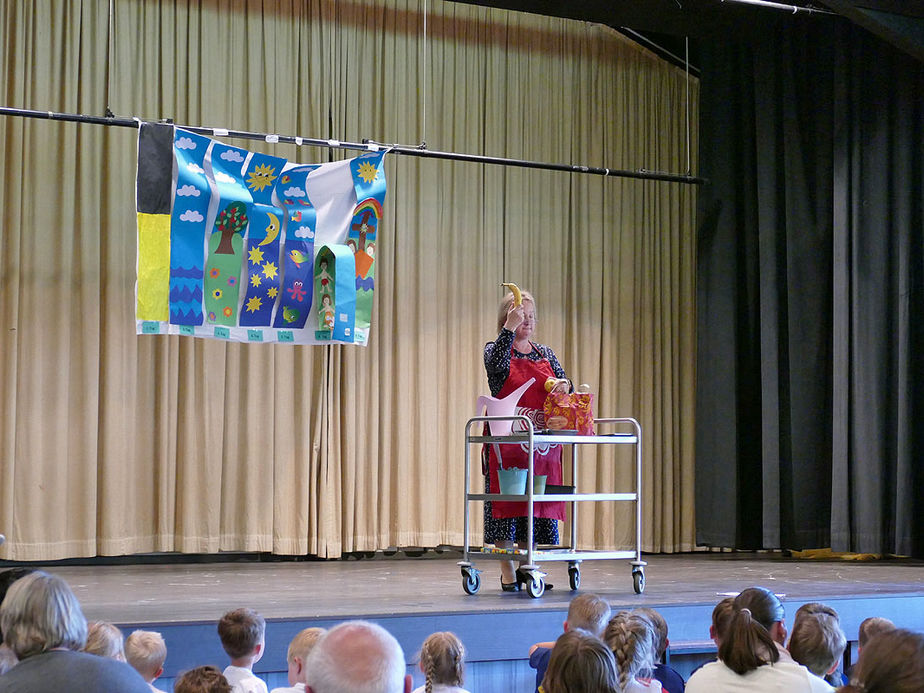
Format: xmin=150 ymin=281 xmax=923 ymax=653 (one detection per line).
xmin=175 ymin=665 xmax=233 ymax=693
xmin=604 ymin=610 xmax=662 ymax=692
xmin=857 ymin=616 xmax=895 ymax=652
xmin=304 ymin=620 xmax=411 ymax=693
xmin=412 ymin=631 xmax=469 ymax=693
xmin=788 ymin=612 xmax=846 ymax=687
xmin=529 ymin=593 xmax=612 ymax=693
xmin=709 ymin=597 xmax=735 ymax=650
xmin=271 ymin=627 xmax=326 ymax=693
xmin=125 ymin=629 xmax=168 ymax=692
xmin=217 ymin=608 xmax=268 ymax=693
xmin=83 ymin=620 xmax=126 ymax=660
xmin=685 ymin=587 xmax=834 ymax=693
xmin=633 ymin=607 xmax=685 ymax=693
xmin=540 ymin=629 xmax=620 ymax=693
xmin=838 ymin=628 xmax=924 ymax=693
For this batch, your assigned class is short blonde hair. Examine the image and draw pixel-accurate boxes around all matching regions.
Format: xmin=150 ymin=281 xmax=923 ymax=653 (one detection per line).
xmin=0 ymin=571 xmax=88 ymax=659
xmin=125 ymin=629 xmax=167 ymax=680
xmin=288 ymin=627 xmax=325 ymax=663
xmin=496 ymin=289 xmax=536 ymax=333
xmin=83 ymin=620 xmax=125 ymax=660
xmin=567 ymin=594 xmax=612 ymax=638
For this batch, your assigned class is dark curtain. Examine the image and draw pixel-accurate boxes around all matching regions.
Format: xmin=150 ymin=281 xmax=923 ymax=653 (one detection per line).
xmin=695 ymin=20 xmax=924 ymax=557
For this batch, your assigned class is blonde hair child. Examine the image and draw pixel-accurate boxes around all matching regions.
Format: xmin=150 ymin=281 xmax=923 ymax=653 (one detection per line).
xmin=273 ymin=627 xmax=326 ymax=692
xmin=604 ymin=611 xmax=662 ymax=692
xmin=83 ymin=620 xmax=126 ymax=661
xmin=124 ymin=630 xmax=167 ymax=688
xmin=414 ymin=631 xmax=470 ymax=693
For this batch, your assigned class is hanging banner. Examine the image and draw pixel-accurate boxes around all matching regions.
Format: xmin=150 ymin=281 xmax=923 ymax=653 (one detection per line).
xmin=134 ymin=127 xmax=385 ymax=345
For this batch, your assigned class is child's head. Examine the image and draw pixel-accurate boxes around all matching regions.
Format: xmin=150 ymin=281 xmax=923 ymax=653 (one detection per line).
xmin=566 ymin=593 xmax=612 ymax=638
xmin=794 ymin=602 xmax=839 ymax=624
xmin=632 ymin=607 xmax=669 ymax=661
xmin=603 ymin=611 xmax=657 ymax=690
xmin=788 ymin=612 xmax=846 ymax=678
xmin=83 ymin=620 xmax=125 ymax=661
xmin=174 ymin=665 xmax=232 ymax=693
xmin=843 ymin=628 xmax=924 ymax=693
xmin=125 ymin=629 xmax=167 ymax=683
xmin=858 ymin=616 xmax=895 ymax=650
xmin=418 ymin=631 xmax=465 ymax=693
xmin=217 ymin=608 xmax=265 ymax=664
xmin=285 ymin=627 xmax=326 ymax=686
xmin=710 ymin=597 xmax=736 ymax=648
xmin=541 ymin=628 xmax=619 ymax=693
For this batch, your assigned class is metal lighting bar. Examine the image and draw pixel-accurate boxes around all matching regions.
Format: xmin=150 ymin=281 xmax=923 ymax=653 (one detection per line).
xmin=0 ymin=106 xmax=706 ymax=185
xmin=719 ymin=0 xmax=837 ymax=15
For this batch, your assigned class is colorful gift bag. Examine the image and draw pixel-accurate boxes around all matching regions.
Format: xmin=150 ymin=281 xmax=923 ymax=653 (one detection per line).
xmin=543 ymin=392 xmax=595 ymax=435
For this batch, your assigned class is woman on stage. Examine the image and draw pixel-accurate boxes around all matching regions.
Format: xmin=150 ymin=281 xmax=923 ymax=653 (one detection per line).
xmin=483 ymin=288 xmax=569 ymax=592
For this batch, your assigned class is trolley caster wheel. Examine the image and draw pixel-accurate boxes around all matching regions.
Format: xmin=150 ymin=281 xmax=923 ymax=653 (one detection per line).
xmin=632 ymin=568 xmax=645 ymax=594
xmin=462 ymin=569 xmax=481 ymax=595
xmin=525 ymin=575 xmax=545 ymax=598
xmin=568 ymin=565 xmax=581 ymax=591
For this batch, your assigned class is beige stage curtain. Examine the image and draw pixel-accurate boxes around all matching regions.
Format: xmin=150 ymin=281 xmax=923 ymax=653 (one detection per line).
xmin=0 ymin=0 xmax=697 ymax=561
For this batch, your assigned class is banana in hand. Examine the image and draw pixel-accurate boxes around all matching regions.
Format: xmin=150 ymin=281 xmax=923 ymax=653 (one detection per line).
xmin=502 ymin=282 xmax=522 ymax=307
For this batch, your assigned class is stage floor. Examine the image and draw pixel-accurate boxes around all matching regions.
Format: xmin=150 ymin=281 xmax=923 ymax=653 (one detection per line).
xmin=12 ymin=551 xmax=924 ymax=687
xmin=46 ymin=550 xmax=924 ymax=623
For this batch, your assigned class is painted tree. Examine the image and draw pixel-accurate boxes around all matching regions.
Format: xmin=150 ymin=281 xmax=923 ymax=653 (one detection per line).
xmin=214 ymin=201 xmax=248 ymax=254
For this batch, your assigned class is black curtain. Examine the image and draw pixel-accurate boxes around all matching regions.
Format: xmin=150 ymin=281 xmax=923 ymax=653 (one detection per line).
xmin=695 ymin=19 xmax=924 ymax=557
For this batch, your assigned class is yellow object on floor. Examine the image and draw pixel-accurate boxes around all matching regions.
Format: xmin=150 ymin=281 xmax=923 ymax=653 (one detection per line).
xmin=791 ymin=548 xmax=883 ymax=561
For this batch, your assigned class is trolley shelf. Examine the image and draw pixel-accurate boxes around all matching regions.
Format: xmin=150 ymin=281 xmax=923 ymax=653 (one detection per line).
xmin=460 ymin=414 xmax=647 ymax=598
xmin=467 ymin=493 xmax=638 ymax=502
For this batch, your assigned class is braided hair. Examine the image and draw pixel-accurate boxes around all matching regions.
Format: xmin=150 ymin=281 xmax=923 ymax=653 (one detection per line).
xmin=603 ymin=610 xmax=657 ymax=691
xmin=419 ymin=631 xmax=465 ymax=693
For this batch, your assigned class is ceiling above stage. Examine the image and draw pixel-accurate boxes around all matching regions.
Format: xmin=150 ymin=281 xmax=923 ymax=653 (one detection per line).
xmin=447 ymin=0 xmax=924 ymax=66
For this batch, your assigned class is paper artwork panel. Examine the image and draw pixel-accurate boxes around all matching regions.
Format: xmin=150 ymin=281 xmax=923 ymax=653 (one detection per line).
xmin=134 ymin=125 xmax=386 ymax=345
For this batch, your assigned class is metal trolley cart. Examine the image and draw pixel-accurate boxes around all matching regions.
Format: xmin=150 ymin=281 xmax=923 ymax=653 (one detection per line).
xmin=458 ymin=415 xmax=646 ymax=598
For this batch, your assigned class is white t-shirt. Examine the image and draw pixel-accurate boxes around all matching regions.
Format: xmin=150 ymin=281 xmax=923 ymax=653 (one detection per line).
xmin=686 ymin=654 xmax=835 ymax=693
xmin=269 ymin=685 xmax=305 ymax=693
xmin=410 ymin=685 xmax=470 ymax=693
xmin=223 ymin=665 xmax=269 ymax=693
xmin=625 ymin=678 xmax=663 ymax=693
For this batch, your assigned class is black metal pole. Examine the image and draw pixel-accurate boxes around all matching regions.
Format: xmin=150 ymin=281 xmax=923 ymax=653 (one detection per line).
xmin=0 ymin=106 xmax=706 ymax=185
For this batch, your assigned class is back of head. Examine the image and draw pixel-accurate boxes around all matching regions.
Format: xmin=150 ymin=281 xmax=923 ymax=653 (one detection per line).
xmin=567 ymin=594 xmax=612 ymax=638
xmin=0 ymin=570 xmax=88 ymax=659
xmin=175 ymin=665 xmax=232 ymax=693
xmin=603 ymin=610 xmax=657 ymax=690
xmin=788 ymin=612 xmax=846 ymax=677
xmin=419 ymin=631 xmax=465 ymax=693
xmin=846 ymin=628 xmax=924 ymax=693
xmin=125 ymin=629 xmax=167 ymax=681
xmin=711 ymin=597 xmax=736 ymax=648
xmin=305 ymin=620 xmax=406 ymax=693
xmin=718 ymin=587 xmax=783 ymax=675
xmin=288 ymin=627 xmax=326 ymax=663
xmin=0 ymin=567 xmax=36 ymax=642
xmin=793 ymin=602 xmax=839 ymax=625
xmin=858 ymin=616 xmax=896 ymax=649
xmin=83 ymin=620 xmax=126 ymax=660
xmin=632 ymin=607 xmax=668 ymax=660
xmin=217 ymin=607 xmax=266 ymax=659
xmin=542 ymin=629 xmax=620 ymax=693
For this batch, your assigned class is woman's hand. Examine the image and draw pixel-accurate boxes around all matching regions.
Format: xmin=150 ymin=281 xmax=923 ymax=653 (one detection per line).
xmin=503 ymin=304 xmax=525 ymax=332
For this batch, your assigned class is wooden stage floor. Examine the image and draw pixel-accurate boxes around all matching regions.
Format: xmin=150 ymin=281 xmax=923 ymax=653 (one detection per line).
xmin=10 ymin=551 xmax=924 ymax=689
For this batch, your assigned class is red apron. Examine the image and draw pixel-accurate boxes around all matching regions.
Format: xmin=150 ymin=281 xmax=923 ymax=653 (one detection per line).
xmin=486 ymin=346 xmax=566 ymax=520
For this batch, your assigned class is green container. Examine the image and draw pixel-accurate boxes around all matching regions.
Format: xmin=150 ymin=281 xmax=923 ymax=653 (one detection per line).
xmin=497 ymin=467 xmax=527 ymax=494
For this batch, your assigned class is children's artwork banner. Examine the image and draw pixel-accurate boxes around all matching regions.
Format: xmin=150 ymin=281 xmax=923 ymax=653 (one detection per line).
xmin=135 ymin=123 xmax=386 ymax=345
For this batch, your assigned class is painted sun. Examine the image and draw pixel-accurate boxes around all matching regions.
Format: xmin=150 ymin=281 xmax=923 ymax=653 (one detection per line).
xmin=246 ymin=163 xmax=278 ymax=193
xmin=356 ymin=161 xmax=378 ymax=184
